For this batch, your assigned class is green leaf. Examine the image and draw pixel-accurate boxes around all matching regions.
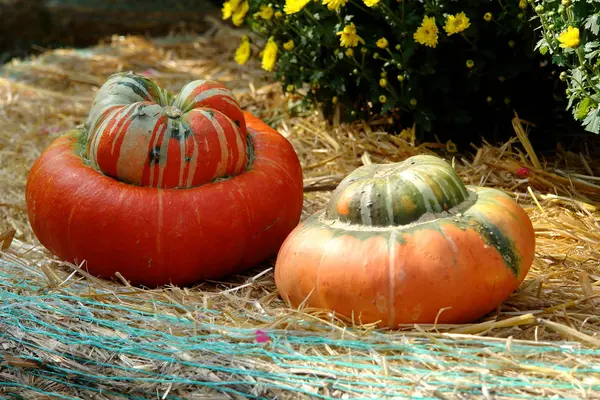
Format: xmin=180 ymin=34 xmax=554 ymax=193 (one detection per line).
xmin=534 ymin=38 xmax=549 ymax=53
xmin=566 ymin=93 xmax=576 ymax=111
xmin=552 ymin=54 xmax=566 ymax=66
xmin=575 ymin=97 xmax=594 ymax=120
xmin=571 ymin=67 xmax=585 ymax=83
xmin=584 ymin=14 xmax=600 ymax=36
xmin=585 ymin=49 xmax=600 ymax=60
xmin=582 ymin=106 xmax=600 ymax=134
xmin=584 ymin=41 xmax=600 ymax=60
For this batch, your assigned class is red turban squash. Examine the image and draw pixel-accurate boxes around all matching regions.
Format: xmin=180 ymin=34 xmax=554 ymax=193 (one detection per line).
xmin=25 ymin=72 xmax=304 ymax=287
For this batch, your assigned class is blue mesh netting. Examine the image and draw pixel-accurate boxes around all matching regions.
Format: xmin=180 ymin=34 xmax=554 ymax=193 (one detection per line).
xmin=1 ymin=259 xmax=599 ymax=399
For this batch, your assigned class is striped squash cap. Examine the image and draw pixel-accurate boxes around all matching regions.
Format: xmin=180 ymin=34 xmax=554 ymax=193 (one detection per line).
xmin=85 ymin=71 xmax=248 ymax=189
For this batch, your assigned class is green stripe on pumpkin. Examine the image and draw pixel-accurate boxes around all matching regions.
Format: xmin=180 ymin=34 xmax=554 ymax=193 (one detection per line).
xmin=447 ymin=214 xmax=521 ymax=277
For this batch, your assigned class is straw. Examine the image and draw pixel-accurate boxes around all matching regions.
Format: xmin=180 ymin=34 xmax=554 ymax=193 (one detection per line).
xmin=1 ymin=17 xmax=600 ymax=399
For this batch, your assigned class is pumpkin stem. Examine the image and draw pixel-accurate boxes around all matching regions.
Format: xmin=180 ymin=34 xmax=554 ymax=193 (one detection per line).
xmin=164 ymin=106 xmax=183 ymax=119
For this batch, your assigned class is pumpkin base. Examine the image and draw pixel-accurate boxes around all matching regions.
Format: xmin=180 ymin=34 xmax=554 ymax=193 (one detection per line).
xmin=26 ymin=112 xmax=303 ymax=287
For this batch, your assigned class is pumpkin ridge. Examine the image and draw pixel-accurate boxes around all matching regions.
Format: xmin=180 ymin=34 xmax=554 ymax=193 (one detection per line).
xmin=145 ymin=113 xmax=169 ymax=188
xmin=384 ymin=176 xmax=394 ymax=223
xmin=112 ymin=106 xmax=143 ymax=177
xmin=429 ymin=164 xmax=469 ymax=196
xmin=115 ymin=80 xmax=155 ymax=103
xmin=387 ymin=230 xmax=398 ymax=327
xmin=174 ymin=87 xmax=240 ymax=113
xmin=314 ymin=233 xmax=331 ymax=312
xmin=436 ymin=223 xmax=459 ymax=268
xmin=244 ymin=133 xmax=256 ymax=170
xmin=156 ymin=190 xmax=164 ymax=273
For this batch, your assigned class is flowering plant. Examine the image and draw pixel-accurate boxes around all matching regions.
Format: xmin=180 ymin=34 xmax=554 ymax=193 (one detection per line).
xmin=223 ymin=0 xmax=551 ymax=141
xmin=532 ymin=0 xmax=600 ymax=134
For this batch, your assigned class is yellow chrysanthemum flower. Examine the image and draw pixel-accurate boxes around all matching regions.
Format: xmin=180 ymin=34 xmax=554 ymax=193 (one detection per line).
xmin=256 ymin=4 xmax=274 ymax=20
xmin=466 ymin=59 xmax=474 ymax=68
xmin=379 ymin=95 xmax=387 ymax=103
xmin=376 ymin=37 xmax=388 ymax=49
xmin=363 ymin=0 xmax=381 ymax=7
xmin=284 ymin=0 xmax=311 ymax=14
xmin=234 ymin=36 xmax=251 ymax=65
xmin=222 ymin=2 xmax=233 ymax=19
xmin=262 ymin=37 xmax=278 ymax=71
xmin=444 ymin=12 xmax=471 ymax=36
xmin=519 ymin=0 xmax=527 ymax=9
xmin=483 ymin=12 xmax=492 ymax=22
xmin=379 ymin=78 xmax=387 ymax=88
xmin=345 ymin=48 xmax=354 ymax=57
xmin=336 ymin=23 xmax=365 ymax=48
xmin=323 ymin=0 xmax=348 ymax=11
xmin=222 ymin=0 xmax=241 ymax=20
xmin=558 ymin=26 xmax=580 ymax=48
xmin=232 ymin=0 xmax=249 ymax=26
xmin=283 ymin=40 xmax=295 ymax=51
xmin=414 ymin=16 xmax=439 ymax=48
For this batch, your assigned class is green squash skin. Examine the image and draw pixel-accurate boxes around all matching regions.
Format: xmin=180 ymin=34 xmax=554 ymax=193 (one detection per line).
xmin=326 ymin=155 xmax=470 ymax=227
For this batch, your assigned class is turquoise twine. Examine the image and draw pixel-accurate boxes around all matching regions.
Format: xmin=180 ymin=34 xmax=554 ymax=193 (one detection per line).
xmin=0 ymin=260 xmax=599 ymax=399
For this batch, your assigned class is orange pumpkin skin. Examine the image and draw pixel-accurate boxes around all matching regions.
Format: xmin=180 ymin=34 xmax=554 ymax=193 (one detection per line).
xmin=26 ymin=111 xmax=303 ymax=287
xmin=275 ymin=156 xmax=535 ymax=327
